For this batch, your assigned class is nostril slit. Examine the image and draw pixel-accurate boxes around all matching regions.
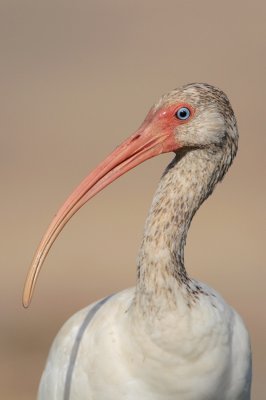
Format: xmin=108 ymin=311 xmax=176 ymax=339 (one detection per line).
xmin=132 ymin=134 xmax=140 ymax=142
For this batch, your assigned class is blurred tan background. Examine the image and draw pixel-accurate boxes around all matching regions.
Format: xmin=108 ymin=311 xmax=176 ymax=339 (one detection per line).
xmin=1 ymin=1 xmax=265 ymax=399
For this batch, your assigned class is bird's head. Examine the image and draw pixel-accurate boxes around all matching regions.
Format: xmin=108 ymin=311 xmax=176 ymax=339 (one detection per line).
xmin=23 ymin=83 xmax=238 ymax=307
xmin=149 ymin=82 xmax=238 ymax=157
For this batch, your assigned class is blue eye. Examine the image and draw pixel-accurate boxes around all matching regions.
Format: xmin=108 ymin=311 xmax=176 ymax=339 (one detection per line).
xmin=176 ymin=107 xmax=191 ymax=120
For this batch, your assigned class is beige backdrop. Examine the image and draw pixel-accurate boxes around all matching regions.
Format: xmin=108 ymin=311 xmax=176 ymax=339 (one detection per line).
xmin=1 ymin=1 xmax=265 ymax=399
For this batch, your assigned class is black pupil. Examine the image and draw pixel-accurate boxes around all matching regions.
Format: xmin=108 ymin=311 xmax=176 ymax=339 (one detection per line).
xmin=179 ymin=109 xmax=187 ymax=118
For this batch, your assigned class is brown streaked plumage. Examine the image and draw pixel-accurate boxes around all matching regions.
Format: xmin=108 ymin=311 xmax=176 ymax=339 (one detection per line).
xmin=24 ymin=83 xmax=251 ymax=400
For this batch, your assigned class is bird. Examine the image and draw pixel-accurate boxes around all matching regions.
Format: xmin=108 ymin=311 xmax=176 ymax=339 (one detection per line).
xmin=23 ymin=83 xmax=251 ymax=400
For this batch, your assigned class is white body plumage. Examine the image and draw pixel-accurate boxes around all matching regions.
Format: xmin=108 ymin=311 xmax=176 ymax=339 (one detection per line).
xmin=39 ymin=286 xmax=251 ymax=400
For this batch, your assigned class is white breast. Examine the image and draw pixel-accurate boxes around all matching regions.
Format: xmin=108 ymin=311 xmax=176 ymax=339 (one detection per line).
xmin=38 ymin=285 xmax=251 ymax=400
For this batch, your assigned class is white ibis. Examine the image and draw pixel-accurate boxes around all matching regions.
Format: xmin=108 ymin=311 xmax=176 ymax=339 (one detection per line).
xmin=23 ymin=83 xmax=252 ymax=400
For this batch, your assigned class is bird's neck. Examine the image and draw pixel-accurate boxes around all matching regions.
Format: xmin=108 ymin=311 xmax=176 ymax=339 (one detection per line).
xmin=134 ymin=148 xmax=223 ymax=311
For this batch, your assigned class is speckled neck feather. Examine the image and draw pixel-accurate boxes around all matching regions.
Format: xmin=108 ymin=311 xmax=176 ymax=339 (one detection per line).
xmin=134 ymin=142 xmax=234 ymax=311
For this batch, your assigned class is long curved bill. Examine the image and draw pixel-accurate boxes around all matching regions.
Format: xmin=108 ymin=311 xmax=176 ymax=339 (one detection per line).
xmin=23 ymin=109 xmax=179 ymax=307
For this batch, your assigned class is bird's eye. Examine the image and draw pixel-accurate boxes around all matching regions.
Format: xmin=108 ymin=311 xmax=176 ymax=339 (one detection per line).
xmin=176 ymin=107 xmax=191 ymax=120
